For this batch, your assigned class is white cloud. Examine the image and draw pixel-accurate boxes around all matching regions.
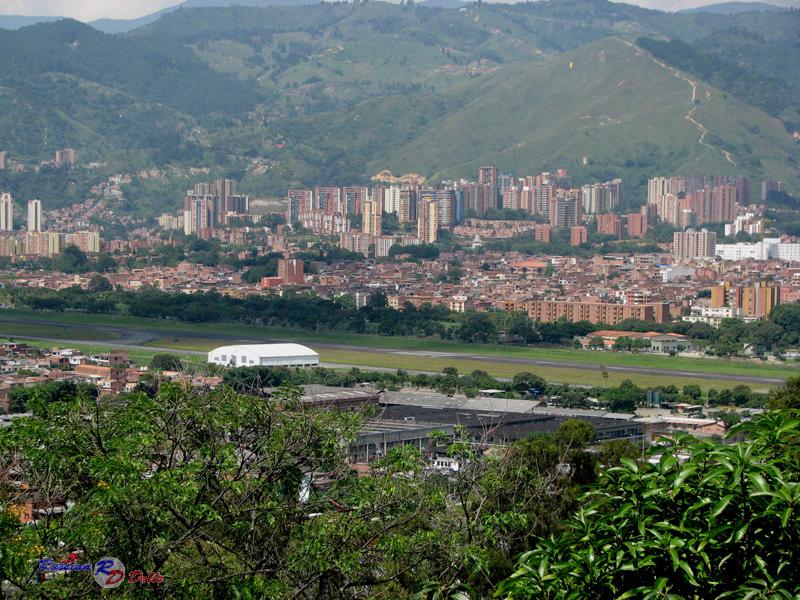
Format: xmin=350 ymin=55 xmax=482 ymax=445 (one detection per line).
xmin=617 ymin=0 xmax=799 ymax=10
xmin=1 ymin=0 xmax=798 ymax=21
xmin=0 ymin=0 xmax=180 ymax=21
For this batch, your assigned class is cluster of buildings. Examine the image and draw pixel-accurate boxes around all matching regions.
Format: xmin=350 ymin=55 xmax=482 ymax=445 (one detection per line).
xmin=0 ymin=344 xmax=142 ymax=413
xmin=648 ymin=175 xmax=749 ymax=227
xmin=287 ymin=168 xmax=631 ymax=254
xmin=158 ymin=178 xmax=251 ymax=237
xmin=0 ymin=193 xmax=100 ymax=257
xmin=673 ymin=229 xmax=800 ymax=264
xmin=0 ymin=148 xmax=75 ymax=173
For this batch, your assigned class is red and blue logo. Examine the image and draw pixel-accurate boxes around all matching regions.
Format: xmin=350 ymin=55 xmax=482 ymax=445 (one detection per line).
xmin=93 ymin=557 xmax=126 ymax=589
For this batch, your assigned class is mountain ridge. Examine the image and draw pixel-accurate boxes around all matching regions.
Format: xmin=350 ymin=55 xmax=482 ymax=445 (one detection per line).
xmin=678 ymin=2 xmax=789 ymax=15
xmin=0 ymin=0 xmax=796 ymax=216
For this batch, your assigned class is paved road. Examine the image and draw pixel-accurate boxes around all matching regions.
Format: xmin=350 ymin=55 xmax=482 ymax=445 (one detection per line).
xmin=0 ymin=316 xmax=791 ymax=386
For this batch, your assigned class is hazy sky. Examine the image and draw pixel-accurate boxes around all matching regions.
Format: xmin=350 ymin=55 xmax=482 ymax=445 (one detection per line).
xmin=0 ymin=0 xmax=180 ymax=21
xmin=0 ymin=0 xmax=798 ymax=21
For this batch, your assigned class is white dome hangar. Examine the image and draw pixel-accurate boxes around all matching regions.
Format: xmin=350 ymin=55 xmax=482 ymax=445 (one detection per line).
xmin=208 ymin=344 xmax=319 ymax=368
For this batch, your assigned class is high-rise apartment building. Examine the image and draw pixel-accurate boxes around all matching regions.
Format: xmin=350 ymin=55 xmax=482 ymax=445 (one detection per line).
xmin=417 ymin=196 xmax=438 ymax=244
xmin=673 ymin=228 xmax=716 ymax=262
xmin=314 ymin=187 xmax=341 ymax=214
xmin=54 ymin=148 xmax=76 ymax=168
xmin=502 ymin=187 xmax=521 ymax=211
xmin=761 ymin=180 xmax=783 ymax=202
xmin=0 ymin=193 xmax=13 ymax=231
xmin=597 ymin=213 xmax=622 ymax=239
xmin=278 ymin=258 xmax=305 ymax=285
xmin=288 ymin=189 xmax=313 ymax=224
xmin=0 ymin=234 xmax=22 ymax=257
xmin=183 ymin=194 xmax=214 ymax=236
xmin=384 ymin=186 xmax=401 ymax=215
xmin=550 ymin=189 xmax=580 ymax=228
xmin=712 ymin=184 xmax=736 ymax=224
xmin=27 ymin=199 xmax=42 ymax=232
xmin=362 ymin=198 xmax=382 ymax=236
xmin=606 ymin=178 xmax=622 ymax=211
xmin=478 ymin=166 xmax=497 ymax=188
xmin=435 ymin=189 xmax=455 ymax=228
xmin=64 ymin=230 xmax=100 ymax=253
xmin=399 ymin=187 xmax=418 ymax=223
xmin=158 ymin=213 xmax=184 ymax=230
xmin=712 ymin=281 xmax=780 ymax=318
xmin=680 ymin=208 xmax=697 ymax=229
xmin=225 ymin=194 xmax=249 ymax=216
xmin=581 ymin=179 xmax=622 ymax=214
xmin=25 ymin=231 xmax=60 ymax=257
xmin=625 ymin=213 xmax=646 ymax=238
xmin=497 ymin=173 xmax=514 ymax=197
xmin=212 ymin=178 xmax=242 ymax=223
xmin=534 ymin=223 xmax=551 ymax=243
xmin=343 ymin=187 xmax=368 ymax=215
xmin=581 ymin=183 xmax=602 ymax=215
xmin=473 ymin=183 xmax=497 ymax=214
xmin=518 ymin=187 xmax=533 ymax=213
xmin=570 ymin=226 xmax=588 ymax=246
xmin=531 ymin=184 xmax=555 ymax=219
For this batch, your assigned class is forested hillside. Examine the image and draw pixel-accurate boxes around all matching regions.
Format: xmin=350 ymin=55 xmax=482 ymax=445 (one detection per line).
xmin=0 ymin=0 xmax=796 ymax=212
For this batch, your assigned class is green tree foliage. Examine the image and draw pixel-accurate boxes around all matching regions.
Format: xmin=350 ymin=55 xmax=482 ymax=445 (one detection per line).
xmin=0 ymin=384 xmax=364 ymax=597
xmin=6 ymin=380 xmax=97 ymax=414
xmin=511 ymin=372 xmax=547 ymax=396
xmin=457 ymin=312 xmax=497 ymax=343
xmin=87 ymin=274 xmax=113 ymax=293
xmin=51 ymin=245 xmax=88 ymax=274
xmin=601 ymin=379 xmax=644 ymax=413
xmin=767 ymin=375 xmax=800 ymax=410
xmin=94 ymin=253 xmax=118 ymax=273
xmin=0 ymin=383 xmax=598 ymax=598
xmin=148 ymin=353 xmax=183 ymax=372
xmin=500 ymin=411 xmax=800 ymax=598
xmin=596 ymin=439 xmax=641 ymax=467
xmin=682 ymin=384 xmax=702 ymax=401
xmin=387 ymin=243 xmax=440 ymax=260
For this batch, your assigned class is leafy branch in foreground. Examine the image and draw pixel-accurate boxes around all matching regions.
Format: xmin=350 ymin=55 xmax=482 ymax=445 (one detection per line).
xmin=499 ymin=411 xmax=800 ymax=599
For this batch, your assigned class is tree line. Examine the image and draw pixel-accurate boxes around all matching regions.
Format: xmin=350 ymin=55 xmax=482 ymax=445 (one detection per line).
xmin=8 ymin=286 xmax=800 ymax=355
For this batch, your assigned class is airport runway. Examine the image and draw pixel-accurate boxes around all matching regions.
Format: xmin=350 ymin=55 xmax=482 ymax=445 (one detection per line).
xmin=0 ymin=316 xmax=791 ymax=386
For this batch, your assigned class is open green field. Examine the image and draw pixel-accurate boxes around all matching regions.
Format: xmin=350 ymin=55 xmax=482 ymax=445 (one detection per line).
xmin=1 ymin=334 xmax=774 ymax=393
xmin=316 ymin=349 xmax=756 ymax=392
xmin=147 ymin=340 xmax=779 ymax=392
xmin=2 ymin=309 xmax=796 ymax=381
xmin=0 ymin=320 xmax=122 ymax=342
xmin=0 ymin=336 xmax=757 ymax=392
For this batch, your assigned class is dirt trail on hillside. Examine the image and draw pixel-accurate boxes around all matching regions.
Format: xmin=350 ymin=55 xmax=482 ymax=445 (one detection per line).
xmin=622 ymin=39 xmax=736 ymax=166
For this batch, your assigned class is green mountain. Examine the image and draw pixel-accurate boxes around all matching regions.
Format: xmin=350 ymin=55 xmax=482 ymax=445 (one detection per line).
xmin=0 ymin=19 xmax=258 ymax=160
xmin=372 ymin=37 xmax=797 ymax=201
xmin=0 ymin=1 xmax=797 ymax=216
xmin=678 ymin=2 xmax=788 ymax=14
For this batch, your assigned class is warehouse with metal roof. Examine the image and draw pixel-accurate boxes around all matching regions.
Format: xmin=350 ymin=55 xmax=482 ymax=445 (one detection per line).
xmin=207 ymin=344 xmax=319 ymax=368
